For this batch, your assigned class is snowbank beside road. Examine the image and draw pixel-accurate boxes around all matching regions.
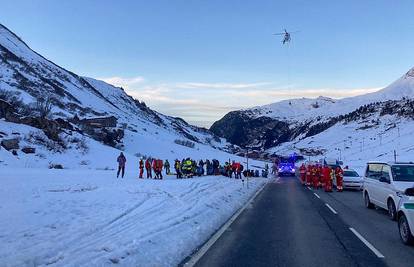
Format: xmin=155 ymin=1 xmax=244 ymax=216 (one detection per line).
xmin=0 ymin=168 xmax=267 ymax=267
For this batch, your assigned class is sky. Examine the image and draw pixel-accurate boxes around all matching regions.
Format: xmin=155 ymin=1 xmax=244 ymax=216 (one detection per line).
xmin=1 ymin=0 xmax=414 ymax=127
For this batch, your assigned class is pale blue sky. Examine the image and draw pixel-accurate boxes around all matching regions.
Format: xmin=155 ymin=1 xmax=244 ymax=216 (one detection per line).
xmin=1 ymin=0 xmax=414 ymax=127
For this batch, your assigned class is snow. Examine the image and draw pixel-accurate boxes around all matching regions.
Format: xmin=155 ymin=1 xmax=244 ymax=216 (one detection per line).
xmin=0 ymin=168 xmax=266 ymax=267
xmin=270 ymin=115 xmax=414 ymax=175
xmin=246 ymin=68 xmax=414 ymax=123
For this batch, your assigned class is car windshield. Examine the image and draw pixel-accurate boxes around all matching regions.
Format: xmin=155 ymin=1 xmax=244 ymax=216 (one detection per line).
xmin=344 ymin=170 xmax=359 ymax=177
xmin=391 ymin=165 xmax=414 ymax=182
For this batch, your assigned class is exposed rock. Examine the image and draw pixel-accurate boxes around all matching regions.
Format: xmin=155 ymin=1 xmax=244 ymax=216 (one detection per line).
xmin=1 ymin=138 xmax=19 ymax=150
xmin=49 ymin=164 xmax=64 ymax=169
xmin=210 ymin=111 xmax=291 ymax=149
xmin=75 ymin=116 xmax=118 ymax=128
xmin=21 ymin=147 xmax=36 ymax=154
xmin=0 ymin=99 xmax=18 ymax=120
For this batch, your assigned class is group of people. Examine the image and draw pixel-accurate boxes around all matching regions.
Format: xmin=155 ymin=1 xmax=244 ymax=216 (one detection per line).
xmin=299 ymin=163 xmax=344 ymax=192
xmin=116 ymin=152 xmax=264 ymax=180
xmin=138 ymin=158 xmax=168 ymax=179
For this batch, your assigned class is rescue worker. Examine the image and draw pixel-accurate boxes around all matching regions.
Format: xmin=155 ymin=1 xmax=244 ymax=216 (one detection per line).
xmin=139 ymin=158 xmax=144 ymax=179
xmin=164 ymin=160 xmax=170 ymax=175
xmin=312 ymin=164 xmax=319 ymax=189
xmin=306 ymin=164 xmax=312 ymax=186
xmin=224 ymin=162 xmax=230 ymax=177
xmin=322 ymin=165 xmax=333 ymax=192
xmin=335 ymin=166 xmax=344 ymax=192
xmin=152 ymin=159 xmax=158 ymax=179
xmin=116 ymin=152 xmax=126 ymax=178
xmin=152 ymin=159 xmax=163 ymax=179
xmin=232 ymin=161 xmax=237 ymax=178
xmin=145 ymin=158 xmax=152 ymax=179
xmin=236 ymin=163 xmax=243 ymax=179
xmin=299 ymin=163 xmax=306 ymax=185
xmin=182 ymin=158 xmax=193 ymax=178
xmin=175 ymin=159 xmax=182 ymax=179
xmin=318 ymin=164 xmax=324 ymax=188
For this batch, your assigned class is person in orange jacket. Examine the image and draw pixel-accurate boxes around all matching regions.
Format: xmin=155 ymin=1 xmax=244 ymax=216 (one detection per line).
xmin=299 ymin=163 xmax=306 ymax=185
xmin=335 ymin=166 xmax=344 ymax=192
xmin=139 ymin=158 xmax=144 ymax=179
xmin=322 ymin=165 xmax=333 ymax=192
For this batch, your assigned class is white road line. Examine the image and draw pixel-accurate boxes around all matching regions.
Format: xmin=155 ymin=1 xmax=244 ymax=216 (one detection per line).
xmin=313 ymin=192 xmax=320 ymax=199
xmin=349 ymin=227 xmax=385 ymax=258
xmin=307 ymin=186 xmax=312 ymax=190
xmin=184 ymin=182 xmax=267 ymax=267
xmin=325 ymin=203 xmax=338 ymax=214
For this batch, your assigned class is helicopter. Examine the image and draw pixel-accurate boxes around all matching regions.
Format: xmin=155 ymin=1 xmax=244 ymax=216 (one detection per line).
xmin=272 ymin=29 xmax=299 ymax=44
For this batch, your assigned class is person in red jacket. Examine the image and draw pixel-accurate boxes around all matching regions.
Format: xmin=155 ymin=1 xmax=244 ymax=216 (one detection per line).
xmin=306 ymin=164 xmax=312 ymax=186
xmin=139 ymin=158 xmax=144 ymax=179
xmin=117 ymin=152 xmax=126 ymax=178
xmin=335 ymin=166 xmax=344 ymax=192
xmin=145 ymin=158 xmax=152 ymax=179
xmin=157 ymin=159 xmax=164 ymax=179
xmin=299 ymin=163 xmax=306 ymax=185
xmin=322 ymin=165 xmax=333 ymax=192
xmin=312 ymin=164 xmax=319 ymax=189
xmin=315 ymin=164 xmax=322 ymax=188
xmin=318 ymin=164 xmax=324 ymax=188
xmin=152 ymin=159 xmax=158 ymax=179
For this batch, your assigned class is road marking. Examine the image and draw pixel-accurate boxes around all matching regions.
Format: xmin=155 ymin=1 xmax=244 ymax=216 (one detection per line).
xmin=313 ymin=192 xmax=320 ymax=199
xmin=325 ymin=203 xmax=338 ymax=214
xmin=349 ymin=227 xmax=385 ymax=258
xmin=307 ymin=186 xmax=312 ymax=190
xmin=183 ymin=182 xmax=267 ymax=267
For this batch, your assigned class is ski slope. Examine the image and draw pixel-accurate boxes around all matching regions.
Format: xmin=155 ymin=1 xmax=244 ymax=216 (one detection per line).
xmin=0 ymin=168 xmax=267 ymax=267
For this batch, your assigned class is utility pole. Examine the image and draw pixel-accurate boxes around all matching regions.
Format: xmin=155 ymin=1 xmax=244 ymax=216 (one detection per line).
xmin=246 ymin=148 xmax=249 ymax=171
xmin=394 ymin=150 xmax=397 ymax=163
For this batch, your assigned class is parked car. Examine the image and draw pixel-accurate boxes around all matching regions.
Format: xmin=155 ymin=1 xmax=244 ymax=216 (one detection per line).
xmin=333 ymin=168 xmax=363 ymax=190
xmin=363 ymin=161 xmax=414 ymax=220
xmin=397 ymin=188 xmax=414 ymax=245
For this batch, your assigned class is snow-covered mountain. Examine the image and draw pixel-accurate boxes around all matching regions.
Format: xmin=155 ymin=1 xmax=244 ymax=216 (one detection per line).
xmin=210 ymin=67 xmax=414 ymax=164
xmin=0 ymin=23 xmax=239 ymax=169
xmin=241 ymin=67 xmax=414 ymax=123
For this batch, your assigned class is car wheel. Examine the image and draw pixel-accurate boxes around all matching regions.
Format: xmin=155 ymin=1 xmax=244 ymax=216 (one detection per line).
xmin=364 ymin=192 xmax=374 ymax=209
xmin=399 ymin=213 xmax=414 ymax=245
xmin=388 ymin=199 xmax=397 ymax=221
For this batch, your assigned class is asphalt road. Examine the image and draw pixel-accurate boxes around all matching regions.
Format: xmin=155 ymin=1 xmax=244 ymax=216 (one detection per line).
xmin=193 ymin=176 xmax=391 ymax=267
xmin=314 ymin=185 xmax=414 ymax=267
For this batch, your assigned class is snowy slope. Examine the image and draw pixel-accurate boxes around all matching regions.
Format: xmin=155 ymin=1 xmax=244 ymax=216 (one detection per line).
xmin=0 ymin=23 xmax=239 ymax=168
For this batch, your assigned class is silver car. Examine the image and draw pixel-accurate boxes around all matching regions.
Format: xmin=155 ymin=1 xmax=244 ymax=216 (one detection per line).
xmin=333 ymin=168 xmax=363 ymax=190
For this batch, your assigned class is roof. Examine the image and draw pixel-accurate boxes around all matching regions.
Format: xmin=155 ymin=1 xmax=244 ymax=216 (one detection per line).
xmin=366 ymin=161 xmax=414 ymax=165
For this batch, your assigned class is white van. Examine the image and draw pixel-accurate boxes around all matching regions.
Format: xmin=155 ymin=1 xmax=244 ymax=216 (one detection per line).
xmin=363 ymin=161 xmax=414 ymax=220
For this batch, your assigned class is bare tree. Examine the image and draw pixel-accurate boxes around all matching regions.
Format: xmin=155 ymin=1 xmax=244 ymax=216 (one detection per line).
xmin=36 ymin=93 xmax=55 ymax=119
